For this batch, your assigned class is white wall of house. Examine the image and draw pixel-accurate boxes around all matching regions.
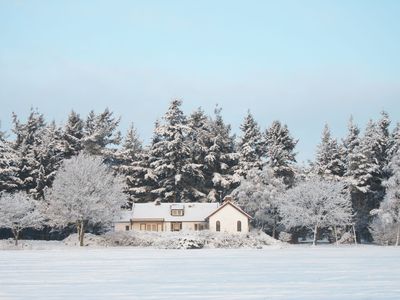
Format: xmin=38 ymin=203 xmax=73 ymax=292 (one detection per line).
xmin=116 ymin=221 xmax=209 ymax=232
xmin=208 ymin=204 xmax=249 ymax=234
xmin=164 ymin=221 xmax=208 ymax=232
xmin=114 ymin=222 xmax=131 ymax=231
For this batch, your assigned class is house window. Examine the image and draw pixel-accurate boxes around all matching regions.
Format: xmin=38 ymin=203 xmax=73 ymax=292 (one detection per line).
xmin=216 ymin=221 xmax=220 ymax=232
xmin=125 ymin=225 xmax=130 ymax=231
xmin=151 ymin=224 xmax=157 ymax=231
xmin=237 ymin=221 xmax=242 ymax=232
xmin=140 ymin=224 xmax=146 ymax=231
xmin=171 ymin=209 xmax=184 ymax=216
xmin=171 ymin=222 xmax=182 ymax=231
xmin=146 ymin=224 xmax=151 ymax=231
xmin=194 ymin=224 xmax=203 ymax=231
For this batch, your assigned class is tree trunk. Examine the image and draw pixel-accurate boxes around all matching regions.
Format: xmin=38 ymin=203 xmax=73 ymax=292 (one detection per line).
xmin=334 ymin=226 xmax=338 ymax=246
xmin=312 ymin=224 xmax=318 ymax=246
xmin=272 ymin=217 xmax=277 ymax=239
xmin=79 ymin=222 xmax=85 ymax=247
xmin=352 ymin=224 xmax=357 ymax=245
xmin=396 ymin=224 xmax=400 ymax=247
xmin=12 ymin=229 xmax=19 ymax=246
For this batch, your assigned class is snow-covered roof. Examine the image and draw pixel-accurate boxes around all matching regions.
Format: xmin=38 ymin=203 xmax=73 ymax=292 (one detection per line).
xmin=118 ymin=202 xmax=220 ymax=222
xmin=206 ymin=200 xmax=253 ymax=219
xmin=170 ymin=204 xmax=185 ymax=210
xmin=115 ymin=210 xmax=134 ymax=222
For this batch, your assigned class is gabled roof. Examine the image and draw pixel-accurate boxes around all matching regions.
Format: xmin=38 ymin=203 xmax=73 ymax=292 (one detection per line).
xmin=129 ymin=202 xmax=220 ymax=222
xmin=115 ymin=210 xmax=134 ymax=222
xmin=206 ymin=200 xmax=253 ymax=220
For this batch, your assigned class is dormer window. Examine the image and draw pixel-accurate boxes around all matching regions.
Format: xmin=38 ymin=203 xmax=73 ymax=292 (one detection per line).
xmin=170 ymin=204 xmax=185 ymax=216
xmin=171 ymin=209 xmax=184 ymax=216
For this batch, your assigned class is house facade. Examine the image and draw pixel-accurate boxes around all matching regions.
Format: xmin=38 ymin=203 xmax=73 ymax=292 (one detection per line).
xmin=114 ymin=197 xmax=252 ymax=234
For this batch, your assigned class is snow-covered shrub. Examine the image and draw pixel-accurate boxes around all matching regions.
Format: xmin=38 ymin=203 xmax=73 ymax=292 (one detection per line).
xmin=200 ymin=230 xmax=281 ymax=249
xmin=101 ymin=230 xmax=281 ymax=249
xmin=63 ymin=233 xmax=106 ymax=247
xmin=369 ymin=217 xmax=398 ymax=246
xmin=337 ymin=232 xmax=355 ymax=245
xmin=278 ymin=232 xmax=292 ymax=243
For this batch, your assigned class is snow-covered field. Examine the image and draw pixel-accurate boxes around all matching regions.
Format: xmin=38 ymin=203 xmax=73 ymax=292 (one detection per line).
xmin=0 ymin=245 xmax=399 ymax=300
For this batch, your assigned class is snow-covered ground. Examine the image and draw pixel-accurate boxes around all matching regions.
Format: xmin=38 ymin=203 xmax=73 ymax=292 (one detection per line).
xmin=0 ymin=245 xmax=399 ymax=300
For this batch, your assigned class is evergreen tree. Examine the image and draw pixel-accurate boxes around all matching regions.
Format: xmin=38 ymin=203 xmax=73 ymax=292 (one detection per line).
xmin=377 ymin=111 xmax=391 ymax=166
xmin=0 ymin=136 xmax=20 ymax=192
xmin=346 ymin=120 xmax=382 ymax=238
xmin=313 ymin=124 xmax=345 ymax=179
xmin=63 ymin=110 xmax=84 ymax=158
xmin=236 ymin=111 xmax=264 ymax=177
xmin=264 ymin=120 xmax=297 ymax=186
xmin=83 ymin=108 xmax=121 ymax=156
xmin=148 ymin=100 xmax=202 ymax=202
xmin=31 ymin=121 xmax=65 ymax=199
xmin=186 ymin=108 xmax=210 ymax=200
xmin=113 ymin=124 xmax=150 ymax=204
xmin=388 ymin=122 xmax=400 ymax=160
xmin=205 ymin=106 xmax=239 ymax=202
xmin=114 ymin=123 xmax=143 ymax=171
xmin=0 ymin=122 xmax=5 ymax=140
xmin=11 ymin=109 xmax=46 ymax=193
xmin=342 ymin=116 xmax=360 ymax=170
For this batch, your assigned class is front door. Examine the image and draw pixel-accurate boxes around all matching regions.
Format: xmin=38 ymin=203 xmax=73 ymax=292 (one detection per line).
xmin=171 ymin=222 xmax=182 ymax=231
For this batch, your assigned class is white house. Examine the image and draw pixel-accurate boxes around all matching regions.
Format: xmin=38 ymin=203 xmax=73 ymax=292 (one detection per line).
xmin=114 ymin=197 xmax=252 ymax=234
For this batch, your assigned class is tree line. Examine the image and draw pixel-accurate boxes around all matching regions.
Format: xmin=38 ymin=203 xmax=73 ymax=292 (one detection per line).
xmin=0 ymin=100 xmax=399 ymax=244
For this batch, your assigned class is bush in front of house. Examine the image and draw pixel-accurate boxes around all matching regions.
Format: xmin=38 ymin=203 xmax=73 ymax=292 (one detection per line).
xmin=63 ymin=230 xmax=283 ymax=249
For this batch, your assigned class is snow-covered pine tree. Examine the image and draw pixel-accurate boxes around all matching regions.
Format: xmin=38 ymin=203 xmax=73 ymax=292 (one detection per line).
xmin=113 ymin=123 xmax=142 ymax=172
xmin=63 ymin=110 xmax=84 ymax=158
xmin=31 ymin=121 xmax=65 ymax=199
xmin=186 ymin=108 xmax=211 ymax=201
xmin=231 ymin=166 xmax=285 ymax=238
xmin=264 ymin=120 xmax=297 ymax=187
xmin=140 ymin=120 xmax=164 ymax=201
xmin=342 ymin=116 xmax=360 ymax=171
xmin=236 ymin=111 xmax=265 ymax=177
xmin=148 ymin=100 xmax=201 ymax=202
xmin=205 ymin=106 xmax=239 ymax=202
xmin=0 ymin=122 xmax=5 ymax=140
xmin=113 ymin=124 xmax=150 ymax=204
xmin=387 ymin=122 xmax=400 ymax=160
xmin=0 ymin=134 xmax=20 ymax=192
xmin=11 ymin=109 xmax=46 ymax=193
xmin=346 ymin=120 xmax=382 ymax=239
xmin=313 ymin=124 xmax=345 ymax=179
xmin=82 ymin=108 xmax=121 ymax=156
xmin=376 ymin=111 xmax=391 ymax=170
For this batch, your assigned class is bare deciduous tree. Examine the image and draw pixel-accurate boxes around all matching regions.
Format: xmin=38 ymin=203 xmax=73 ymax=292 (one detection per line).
xmin=44 ymin=153 xmax=127 ymax=246
xmin=279 ymin=177 xmax=353 ymax=245
xmin=0 ymin=192 xmax=44 ymax=245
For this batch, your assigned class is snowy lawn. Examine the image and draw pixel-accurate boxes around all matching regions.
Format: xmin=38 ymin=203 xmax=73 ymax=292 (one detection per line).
xmin=0 ymin=245 xmax=399 ymax=300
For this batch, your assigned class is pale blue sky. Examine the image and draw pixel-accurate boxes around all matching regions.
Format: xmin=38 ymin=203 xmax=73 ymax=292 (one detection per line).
xmin=1 ymin=0 xmax=400 ymax=162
